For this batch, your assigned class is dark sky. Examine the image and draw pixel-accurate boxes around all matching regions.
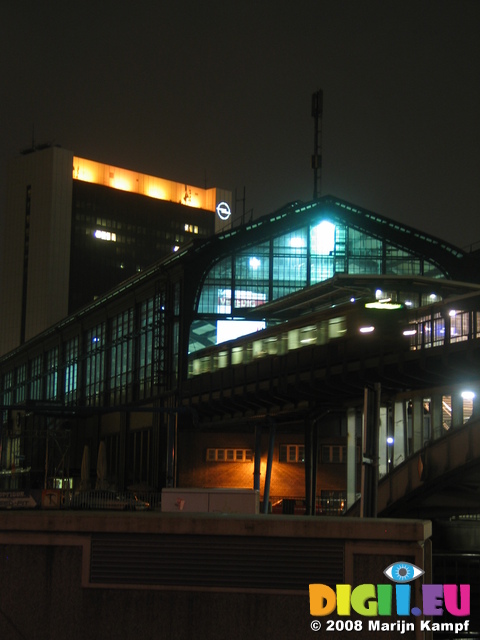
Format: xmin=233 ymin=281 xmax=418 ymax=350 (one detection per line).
xmin=2 ymin=1 xmax=479 ymax=249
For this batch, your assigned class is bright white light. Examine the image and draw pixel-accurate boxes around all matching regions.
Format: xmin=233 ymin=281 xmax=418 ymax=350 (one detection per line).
xmin=461 ymin=391 xmax=475 ymax=400
xmin=449 ymin=310 xmax=457 ymax=317
xmin=290 ymin=236 xmax=306 ymax=248
xmin=249 ymin=257 xmax=261 ymax=270
xmin=375 ymin=289 xmax=383 ymax=299
xmin=429 ymin=293 xmax=437 ymax=300
xmin=216 ymin=320 xmax=266 ymax=344
xmin=94 ymin=229 xmax=116 ymax=242
xmin=404 ymin=300 xmax=413 ymax=307
xmin=387 ymin=437 xmax=394 ymax=445
xmin=403 ymin=329 xmax=417 ymax=336
xmin=173 ymin=245 xmax=180 ymax=252
xmin=311 ymin=220 xmax=335 ymax=254
xmin=359 ymin=326 xmax=375 ymax=334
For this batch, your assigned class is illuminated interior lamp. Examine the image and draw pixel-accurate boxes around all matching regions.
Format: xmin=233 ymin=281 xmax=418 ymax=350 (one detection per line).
xmin=365 ymin=301 xmax=403 ymax=310
xmin=249 ymin=257 xmax=261 ymax=270
xmin=386 ymin=437 xmax=394 ymax=445
xmin=359 ymin=326 xmax=375 ymax=334
xmin=449 ymin=310 xmax=457 ymax=317
xmin=461 ymin=391 xmax=475 ymax=400
xmin=311 ymin=220 xmax=335 ymax=254
xmin=290 ymin=236 xmax=306 ymax=248
xmin=403 ymin=328 xmax=417 ymax=336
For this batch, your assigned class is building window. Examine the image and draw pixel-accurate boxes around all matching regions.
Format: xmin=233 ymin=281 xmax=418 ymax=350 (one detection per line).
xmin=279 ymin=444 xmax=305 ymax=463
xmin=30 ymin=355 xmax=43 ymax=400
xmin=206 ymin=448 xmax=253 ymax=462
xmin=14 ymin=364 xmax=27 ymax=404
xmin=2 ymin=371 xmax=13 ymax=426
xmin=64 ymin=336 xmax=78 ymax=404
xmin=321 ymin=445 xmax=347 ymax=463
xmin=85 ymin=323 xmax=106 ymax=406
xmin=110 ymin=309 xmax=134 ymax=403
xmin=138 ymin=298 xmax=154 ymax=400
xmin=45 ymin=347 xmax=58 ymax=401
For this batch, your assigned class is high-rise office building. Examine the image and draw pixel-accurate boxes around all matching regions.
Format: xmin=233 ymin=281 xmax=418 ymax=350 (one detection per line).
xmin=0 ymin=145 xmax=232 ymax=355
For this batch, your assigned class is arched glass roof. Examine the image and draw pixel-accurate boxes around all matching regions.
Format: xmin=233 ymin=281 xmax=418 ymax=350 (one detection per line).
xmin=188 ymin=197 xmax=464 ymax=353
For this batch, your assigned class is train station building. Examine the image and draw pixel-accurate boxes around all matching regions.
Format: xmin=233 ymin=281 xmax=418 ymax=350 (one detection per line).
xmin=0 ymin=190 xmax=480 ymax=513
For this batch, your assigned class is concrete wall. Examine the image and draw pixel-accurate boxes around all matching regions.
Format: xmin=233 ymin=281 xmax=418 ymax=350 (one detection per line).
xmin=0 ymin=512 xmax=431 ymax=640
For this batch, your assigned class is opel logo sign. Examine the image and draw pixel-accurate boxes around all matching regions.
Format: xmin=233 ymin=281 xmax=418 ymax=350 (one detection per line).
xmin=216 ymin=201 xmax=231 ymax=221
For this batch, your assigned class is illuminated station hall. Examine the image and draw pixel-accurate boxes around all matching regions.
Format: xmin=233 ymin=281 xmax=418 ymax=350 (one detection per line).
xmin=2 ymin=180 xmax=480 ymax=526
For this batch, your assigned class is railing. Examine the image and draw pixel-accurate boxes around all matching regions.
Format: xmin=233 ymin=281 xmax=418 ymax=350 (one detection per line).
xmin=271 ymin=496 xmax=346 ymax=516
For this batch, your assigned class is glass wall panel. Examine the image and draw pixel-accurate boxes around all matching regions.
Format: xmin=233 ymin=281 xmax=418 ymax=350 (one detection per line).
xmin=347 ymin=229 xmax=382 ymax=274
xmin=64 ymin=337 xmax=78 ymax=404
xmin=30 ymin=355 xmax=43 ymax=401
xmin=14 ymin=364 xmax=27 ymax=404
xmin=310 ymin=220 xmax=338 ymax=284
xmin=85 ymin=322 xmax=106 ymax=406
xmin=139 ymin=298 xmax=154 ymax=400
xmin=272 ymin=230 xmax=307 ymax=300
xmin=197 ymin=257 xmax=232 ymax=314
xmin=385 ymin=244 xmax=421 ymax=275
xmin=110 ymin=309 xmax=134 ymax=404
xmin=234 ymin=243 xmax=269 ymax=311
xmin=45 ymin=347 xmax=58 ymax=400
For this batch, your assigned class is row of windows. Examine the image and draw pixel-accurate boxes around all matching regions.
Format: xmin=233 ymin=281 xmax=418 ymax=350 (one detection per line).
xmin=74 ymin=211 xmax=209 ymax=236
xmin=1 ymin=295 xmax=172 ymax=415
xmin=206 ymin=448 xmax=253 ymax=462
xmin=206 ymin=445 xmax=352 ymax=464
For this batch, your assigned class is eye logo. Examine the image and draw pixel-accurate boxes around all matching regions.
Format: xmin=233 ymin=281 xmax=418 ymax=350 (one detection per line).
xmin=384 ymin=561 xmax=424 ymax=583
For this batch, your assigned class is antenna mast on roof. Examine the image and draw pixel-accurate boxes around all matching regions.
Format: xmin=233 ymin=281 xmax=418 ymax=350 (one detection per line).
xmin=311 ymin=89 xmax=323 ymax=200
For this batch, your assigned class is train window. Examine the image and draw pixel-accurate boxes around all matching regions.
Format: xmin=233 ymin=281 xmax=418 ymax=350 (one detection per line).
xmin=252 ymin=339 xmax=267 ymax=359
xmin=287 ymin=329 xmax=301 ymax=350
xmin=449 ymin=310 xmax=469 ymax=343
xmin=265 ymin=336 xmax=278 ymax=355
xmin=328 ymin=316 xmax=347 ymax=339
xmin=231 ymin=346 xmax=244 ymax=365
xmin=216 ymin=350 xmax=229 ymax=369
xmin=299 ymin=325 xmax=317 ymax=346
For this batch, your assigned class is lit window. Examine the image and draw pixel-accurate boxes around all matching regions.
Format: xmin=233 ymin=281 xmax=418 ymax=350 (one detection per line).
xmin=279 ymin=444 xmax=305 ymax=463
xmin=206 ymin=448 xmax=253 ymax=462
xmin=94 ymin=229 xmax=116 ymax=242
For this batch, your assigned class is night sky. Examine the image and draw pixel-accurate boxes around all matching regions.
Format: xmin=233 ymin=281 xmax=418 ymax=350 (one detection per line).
xmin=2 ymin=1 xmax=479 ymax=249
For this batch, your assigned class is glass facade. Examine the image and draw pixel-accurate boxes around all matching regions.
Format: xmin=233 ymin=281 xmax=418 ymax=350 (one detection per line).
xmin=190 ymin=216 xmax=448 ymax=352
xmin=110 ymin=309 xmax=134 ymax=404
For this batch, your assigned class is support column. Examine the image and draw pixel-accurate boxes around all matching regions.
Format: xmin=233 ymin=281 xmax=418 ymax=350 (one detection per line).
xmin=412 ymin=396 xmax=423 ymax=452
xmin=393 ymin=401 xmax=406 ymax=467
xmin=431 ymin=395 xmax=443 ymax=440
xmin=361 ymin=383 xmax=380 ymax=518
xmin=378 ymin=406 xmax=388 ymax=478
xmin=347 ymin=408 xmax=357 ymax=510
xmin=253 ymin=425 xmax=262 ymax=492
xmin=452 ymin=392 xmax=463 ymax=429
xmin=262 ymin=421 xmax=276 ymax=514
